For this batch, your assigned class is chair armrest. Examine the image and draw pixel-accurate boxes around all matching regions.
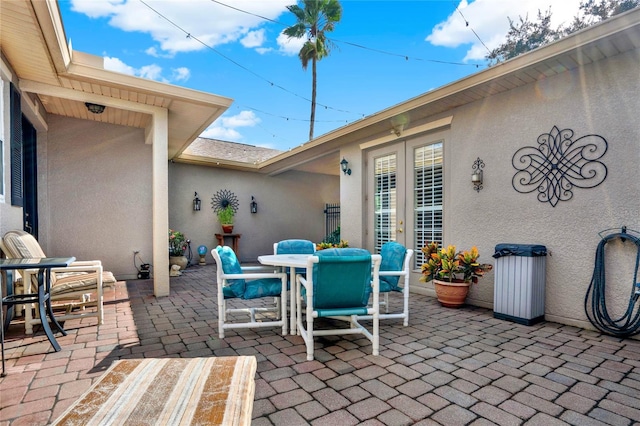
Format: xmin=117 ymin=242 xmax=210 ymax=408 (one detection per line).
xmin=379 ymin=270 xmax=408 ymax=277
xmin=69 ymin=260 xmax=102 ymax=267
xmin=50 ymin=264 xmax=103 ymax=274
xmin=240 ymin=265 xmax=278 ymax=273
xmin=22 ymin=264 xmax=104 ymax=293
xmin=222 ymin=272 xmax=287 ymax=280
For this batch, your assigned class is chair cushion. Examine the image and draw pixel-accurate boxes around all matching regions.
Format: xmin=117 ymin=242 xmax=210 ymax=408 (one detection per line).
xmin=275 ymin=239 xmax=315 ymax=255
xmin=314 ymin=248 xmax=372 ymax=310
xmin=242 ymin=279 xmax=284 ymax=300
xmin=380 ymin=242 xmax=407 ymax=291
xmin=215 ymin=246 xmax=246 ymax=298
xmin=276 ymin=239 xmax=315 ymax=277
xmin=2 ymin=230 xmax=46 ymax=258
xmin=51 ymin=271 xmax=117 ymax=296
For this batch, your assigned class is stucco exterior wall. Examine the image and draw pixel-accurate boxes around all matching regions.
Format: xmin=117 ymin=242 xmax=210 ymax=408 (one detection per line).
xmin=351 ymin=49 xmax=640 ymax=330
xmin=169 ymin=163 xmax=339 ymax=263
xmin=44 ymin=116 xmax=152 ymax=279
xmin=340 ymin=144 xmax=365 ymax=249
xmin=449 ymin=48 xmax=640 ymax=328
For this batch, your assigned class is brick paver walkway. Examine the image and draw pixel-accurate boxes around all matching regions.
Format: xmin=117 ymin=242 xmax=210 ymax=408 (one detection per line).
xmin=1 ymin=264 xmax=639 ymax=425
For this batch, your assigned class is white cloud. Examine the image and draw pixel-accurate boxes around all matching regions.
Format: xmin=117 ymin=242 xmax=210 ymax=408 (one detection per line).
xmin=171 ymin=67 xmax=190 ymax=82
xmin=241 ymin=29 xmax=266 ymax=48
xmin=427 ymin=0 xmax=584 ymax=61
xmin=201 ymin=126 xmax=242 ymax=141
xmin=276 ymin=31 xmax=306 ymax=56
xmin=145 ymin=46 xmax=174 ymax=59
xmin=103 ymin=56 xmax=189 ymax=84
xmin=103 ymin=56 xmax=136 ymax=75
xmin=138 ymin=64 xmax=164 ymax=81
xmin=201 ymin=110 xmax=261 ymax=142
xmin=70 ymin=0 xmax=291 ymax=55
xmin=221 ymin=110 xmax=261 ymax=128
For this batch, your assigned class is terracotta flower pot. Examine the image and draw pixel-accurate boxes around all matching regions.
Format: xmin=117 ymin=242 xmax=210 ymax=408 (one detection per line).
xmin=221 ymin=224 xmax=234 ymax=233
xmin=433 ymin=279 xmax=471 ymax=308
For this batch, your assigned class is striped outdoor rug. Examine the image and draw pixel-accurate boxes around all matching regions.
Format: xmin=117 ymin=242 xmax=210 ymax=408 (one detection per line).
xmin=51 ymin=357 xmax=257 ymax=426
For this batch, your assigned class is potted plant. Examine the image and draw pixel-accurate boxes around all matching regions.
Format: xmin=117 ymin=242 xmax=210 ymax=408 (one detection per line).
xmin=420 ymin=242 xmax=492 ymax=308
xmin=217 ymin=205 xmax=235 ymax=233
xmin=169 ymin=229 xmax=189 ymax=270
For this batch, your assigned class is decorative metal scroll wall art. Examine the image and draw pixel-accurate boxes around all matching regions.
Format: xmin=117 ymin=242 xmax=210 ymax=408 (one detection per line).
xmin=211 ymin=189 xmax=239 ymax=213
xmin=512 ymin=126 xmax=608 ymax=207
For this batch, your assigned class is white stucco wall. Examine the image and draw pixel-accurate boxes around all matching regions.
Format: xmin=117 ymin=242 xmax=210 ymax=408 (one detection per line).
xmin=348 ymin=48 xmax=640 ymax=330
xmin=169 ymin=163 xmax=339 ymax=263
xmin=43 ymin=116 xmax=152 ymax=279
xmin=340 ymin=144 xmax=365 ymax=249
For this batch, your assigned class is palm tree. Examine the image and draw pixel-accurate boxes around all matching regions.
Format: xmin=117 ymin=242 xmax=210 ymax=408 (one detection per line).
xmin=284 ymin=0 xmax=342 ymax=141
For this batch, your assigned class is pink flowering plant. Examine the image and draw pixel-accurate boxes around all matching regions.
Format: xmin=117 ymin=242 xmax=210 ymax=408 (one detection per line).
xmin=169 ymin=229 xmax=187 ymax=256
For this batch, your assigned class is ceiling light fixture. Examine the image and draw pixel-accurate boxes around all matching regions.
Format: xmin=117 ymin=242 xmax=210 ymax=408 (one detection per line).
xmin=85 ymin=102 xmax=106 ymax=114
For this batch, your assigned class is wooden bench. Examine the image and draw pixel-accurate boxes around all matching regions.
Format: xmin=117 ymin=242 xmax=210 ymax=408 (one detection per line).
xmin=51 ymin=356 xmax=257 ymax=425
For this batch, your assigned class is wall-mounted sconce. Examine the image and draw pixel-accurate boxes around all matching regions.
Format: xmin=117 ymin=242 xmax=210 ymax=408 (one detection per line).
xmin=472 ymin=157 xmax=485 ymax=193
xmin=390 ymin=123 xmax=404 ymax=137
xmin=340 ymin=157 xmax=352 ymax=175
xmin=250 ymin=196 xmax=258 ymax=214
xmin=85 ymin=102 xmax=106 ymax=114
xmin=193 ymin=192 xmax=201 ymax=211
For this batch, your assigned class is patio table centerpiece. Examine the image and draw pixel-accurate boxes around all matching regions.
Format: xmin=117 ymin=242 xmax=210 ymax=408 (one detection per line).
xmin=420 ymin=242 xmax=492 ymax=308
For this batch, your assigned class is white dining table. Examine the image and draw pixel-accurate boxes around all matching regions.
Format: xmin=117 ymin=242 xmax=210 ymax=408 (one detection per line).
xmin=257 ymin=254 xmax=311 ymax=335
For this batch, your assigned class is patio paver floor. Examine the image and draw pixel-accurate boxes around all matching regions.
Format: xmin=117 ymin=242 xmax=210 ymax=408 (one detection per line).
xmin=1 ymin=263 xmax=639 ymax=425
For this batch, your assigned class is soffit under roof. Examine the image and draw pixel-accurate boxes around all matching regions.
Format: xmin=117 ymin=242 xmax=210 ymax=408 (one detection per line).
xmin=1 ymin=0 xmax=232 ymax=159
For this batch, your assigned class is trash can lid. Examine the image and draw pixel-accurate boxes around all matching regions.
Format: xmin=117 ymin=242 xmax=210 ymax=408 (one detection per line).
xmin=493 ymin=244 xmax=547 ymax=258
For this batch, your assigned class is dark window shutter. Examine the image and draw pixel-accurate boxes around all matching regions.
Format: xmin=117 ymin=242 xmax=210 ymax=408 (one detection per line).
xmin=10 ymin=82 xmax=23 ymax=207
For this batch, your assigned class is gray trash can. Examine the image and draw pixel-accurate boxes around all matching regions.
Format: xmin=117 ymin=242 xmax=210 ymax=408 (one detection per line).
xmin=493 ymin=244 xmax=547 ymax=325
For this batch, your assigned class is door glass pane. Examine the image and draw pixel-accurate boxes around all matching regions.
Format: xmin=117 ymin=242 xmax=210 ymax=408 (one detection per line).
xmin=414 ymin=143 xmax=443 ymax=267
xmin=374 ymin=154 xmax=397 ymax=253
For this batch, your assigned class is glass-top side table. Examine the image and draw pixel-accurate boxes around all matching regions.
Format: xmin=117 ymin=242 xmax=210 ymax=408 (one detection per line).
xmin=1 ymin=257 xmax=75 ymax=376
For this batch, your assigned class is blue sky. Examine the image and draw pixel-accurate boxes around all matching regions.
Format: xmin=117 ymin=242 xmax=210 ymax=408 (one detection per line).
xmin=59 ymin=0 xmax=583 ymax=151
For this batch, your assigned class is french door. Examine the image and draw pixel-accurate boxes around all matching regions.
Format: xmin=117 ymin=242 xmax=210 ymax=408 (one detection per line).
xmin=367 ymin=132 xmax=445 ymax=269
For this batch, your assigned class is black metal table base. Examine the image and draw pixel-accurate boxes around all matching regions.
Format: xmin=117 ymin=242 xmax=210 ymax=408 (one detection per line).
xmin=1 ymin=257 xmax=75 ymax=376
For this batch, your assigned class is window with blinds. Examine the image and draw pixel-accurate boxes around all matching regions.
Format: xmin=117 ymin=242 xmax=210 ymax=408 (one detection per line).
xmin=414 ymin=143 xmax=443 ymax=267
xmin=373 ymin=154 xmax=397 ymax=253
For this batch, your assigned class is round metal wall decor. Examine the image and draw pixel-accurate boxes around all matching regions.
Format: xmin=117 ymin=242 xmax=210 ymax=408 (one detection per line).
xmin=211 ymin=189 xmax=239 ymax=213
xmin=512 ymin=126 xmax=608 ymax=207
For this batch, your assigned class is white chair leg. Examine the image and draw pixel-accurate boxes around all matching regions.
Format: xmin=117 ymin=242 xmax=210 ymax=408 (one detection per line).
xmin=306 ymin=302 xmax=314 ymax=361
xmin=218 ymin=298 xmax=226 ymax=338
xmin=25 ymin=303 xmax=35 ymax=335
xmin=373 ymin=311 xmax=380 ymax=356
xmin=403 ymin=285 xmax=409 ymax=327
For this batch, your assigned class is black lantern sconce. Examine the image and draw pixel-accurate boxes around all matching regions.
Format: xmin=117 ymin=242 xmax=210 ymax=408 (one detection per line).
xmin=340 ymin=157 xmax=352 ymax=175
xmin=250 ymin=196 xmax=258 ymax=214
xmin=471 ymin=157 xmax=484 ymax=193
xmin=193 ymin=192 xmax=201 ymax=211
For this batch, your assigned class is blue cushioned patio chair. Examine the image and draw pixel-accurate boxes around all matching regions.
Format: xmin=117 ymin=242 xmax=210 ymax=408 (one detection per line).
xmin=296 ymin=248 xmax=382 ymax=361
xmin=359 ymin=242 xmax=414 ymax=326
xmin=211 ymin=246 xmax=287 ymax=338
